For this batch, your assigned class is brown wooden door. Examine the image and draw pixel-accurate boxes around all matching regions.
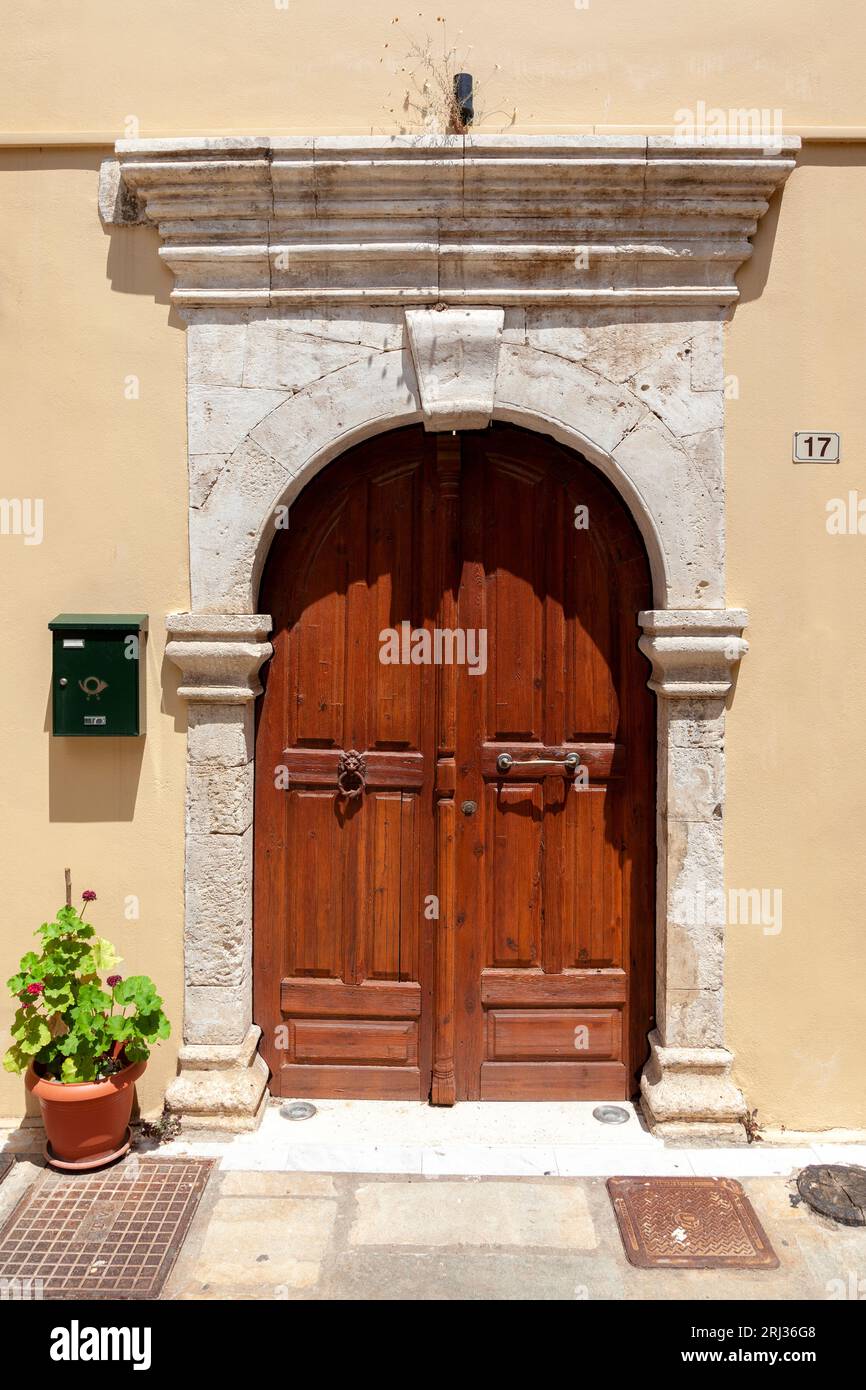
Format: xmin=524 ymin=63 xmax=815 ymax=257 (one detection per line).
xmin=254 ymin=425 xmax=654 ymax=1101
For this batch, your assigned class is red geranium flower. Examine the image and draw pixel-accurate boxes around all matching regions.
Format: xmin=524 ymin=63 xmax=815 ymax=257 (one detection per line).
xmin=81 ymin=890 xmax=97 ymax=902
xmin=26 ymin=982 xmax=44 ymax=996
xmin=107 ymin=975 xmax=122 ymax=988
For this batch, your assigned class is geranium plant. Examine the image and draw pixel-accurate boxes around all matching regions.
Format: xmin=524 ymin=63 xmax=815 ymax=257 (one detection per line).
xmin=4 ymin=891 xmax=170 ymax=1083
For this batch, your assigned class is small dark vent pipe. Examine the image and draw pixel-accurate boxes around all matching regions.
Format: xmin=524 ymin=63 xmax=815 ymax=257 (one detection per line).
xmin=453 ymin=72 xmax=474 ymax=129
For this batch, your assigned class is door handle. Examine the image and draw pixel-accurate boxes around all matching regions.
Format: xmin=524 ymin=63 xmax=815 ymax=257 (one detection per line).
xmin=496 ymin=751 xmax=580 ymax=775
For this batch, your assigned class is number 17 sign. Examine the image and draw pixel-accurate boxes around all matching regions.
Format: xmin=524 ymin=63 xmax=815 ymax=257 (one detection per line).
xmin=793 ymin=431 xmax=840 ymax=463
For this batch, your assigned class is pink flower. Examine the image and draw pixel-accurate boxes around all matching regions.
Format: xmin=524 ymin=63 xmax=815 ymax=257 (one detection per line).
xmin=82 ymin=890 xmax=97 ymax=903
xmin=26 ymin=983 xmax=44 ymax=996
xmin=107 ymin=975 xmax=122 ymax=988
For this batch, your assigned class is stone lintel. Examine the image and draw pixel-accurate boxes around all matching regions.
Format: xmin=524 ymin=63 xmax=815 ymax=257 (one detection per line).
xmin=105 ymin=136 xmax=799 ymax=309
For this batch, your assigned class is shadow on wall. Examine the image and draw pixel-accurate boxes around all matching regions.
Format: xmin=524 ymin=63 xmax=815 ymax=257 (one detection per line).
xmin=738 ymin=143 xmax=866 ymax=305
xmin=736 ymin=170 xmax=787 ymax=306
xmin=104 ymin=220 xmax=182 ymax=326
xmin=43 ymin=632 xmax=185 ymax=822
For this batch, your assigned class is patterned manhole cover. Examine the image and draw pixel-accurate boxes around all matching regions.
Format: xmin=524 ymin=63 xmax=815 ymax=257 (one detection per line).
xmin=0 ymin=1157 xmax=214 ymax=1299
xmin=608 ymin=1176 xmax=779 ymax=1269
xmin=796 ymin=1164 xmax=866 ymax=1226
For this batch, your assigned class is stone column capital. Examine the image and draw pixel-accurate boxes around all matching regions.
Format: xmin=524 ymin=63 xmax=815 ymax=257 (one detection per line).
xmin=165 ymin=613 xmax=273 ymax=703
xmin=638 ymin=609 xmax=748 ymax=699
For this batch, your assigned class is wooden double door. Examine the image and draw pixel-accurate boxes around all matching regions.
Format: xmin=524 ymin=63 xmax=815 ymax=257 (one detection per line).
xmin=254 ymin=425 xmax=655 ymax=1102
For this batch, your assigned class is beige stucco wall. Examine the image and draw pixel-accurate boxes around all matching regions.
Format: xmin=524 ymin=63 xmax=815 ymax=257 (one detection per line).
xmin=726 ymin=146 xmax=866 ymax=1131
xmin=1 ymin=0 xmax=862 ymax=135
xmin=1 ymin=4 xmax=864 ymax=1129
xmin=0 ymin=152 xmax=188 ymax=1117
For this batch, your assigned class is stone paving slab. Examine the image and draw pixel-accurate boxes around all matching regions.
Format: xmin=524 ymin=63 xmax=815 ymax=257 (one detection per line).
xmin=162 ymin=1169 xmax=866 ymax=1302
xmin=350 ymin=1180 xmax=598 ymax=1249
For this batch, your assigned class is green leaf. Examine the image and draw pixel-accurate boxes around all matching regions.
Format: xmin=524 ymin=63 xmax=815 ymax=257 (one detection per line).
xmin=42 ymin=978 xmax=74 ymax=1007
xmin=3 ymin=1044 xmax=29 ymax=1074
xmin=87 ymin=938 xmax=122 ymax=973
xmin=13 ymin=1013 xmax=52 ymax=1056
xmin=105 ymin=1015 xmax=132 ymax=1041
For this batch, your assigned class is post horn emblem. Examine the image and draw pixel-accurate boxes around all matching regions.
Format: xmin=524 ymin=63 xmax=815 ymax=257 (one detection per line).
xmin=78 ymin=676 xmax=108 ymax=700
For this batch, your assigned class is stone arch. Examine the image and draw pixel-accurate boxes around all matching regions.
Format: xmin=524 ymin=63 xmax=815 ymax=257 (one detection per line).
xmin=191 ymin=346 xmax=683 ymax=617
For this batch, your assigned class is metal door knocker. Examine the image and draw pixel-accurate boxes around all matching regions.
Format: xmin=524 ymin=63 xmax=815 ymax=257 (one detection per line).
xmin=337 ymin=749 xmax=367 ymax=800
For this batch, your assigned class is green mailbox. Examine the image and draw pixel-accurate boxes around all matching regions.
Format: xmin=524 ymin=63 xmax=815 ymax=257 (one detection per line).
xmin=49 ymin=615 xmax=148 ymax=737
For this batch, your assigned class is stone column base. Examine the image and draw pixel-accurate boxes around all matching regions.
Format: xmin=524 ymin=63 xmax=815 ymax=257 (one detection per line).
xmin=639 ymin=1030 xmax=747 ymax=1145
xmin=165 ymin=1026 xmax=270 ymax=1132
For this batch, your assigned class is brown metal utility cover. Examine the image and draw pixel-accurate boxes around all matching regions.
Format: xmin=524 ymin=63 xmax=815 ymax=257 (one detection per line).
xmin=796 ymin=1164 xmax=866 ymax=1226
xmin=0 ymin=1157 xmax=214 ymax=1300
xmin=608 ymin=1176 xmax=779 ymax=1269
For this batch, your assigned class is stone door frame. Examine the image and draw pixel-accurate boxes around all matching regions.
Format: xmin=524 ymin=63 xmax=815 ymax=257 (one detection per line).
xmin=104 ymin=134 xmax=798 ymax=1137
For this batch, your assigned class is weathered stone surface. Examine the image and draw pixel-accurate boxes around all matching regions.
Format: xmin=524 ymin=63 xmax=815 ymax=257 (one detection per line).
xmin=187 ymin=703 xmax=254 ymax=767
xmin=639 ymin=610 xmax=748 ymax=697
xmin=640 ymin=1029 xmax=746 ymax=1142
xmin=187 ymin=762 xmax=254 ymax=836
xmin=184 ymin=984 xmax=252 ymax=1046
xmin=190 ymin=437 xmax=294 ymax=613
xmin=187 ymin=313 xmax=248 ymax=387
xmin=666 ymin=918 xmax=724 ymax=992
xmin=350 ymin=1181 xmax=598 ymax=1249
xmin=613 ymin=416 xmax=724 ymax=607
xmin=243 ymin=320 xmax=372 ymax=392
xmin=98 ymin=157 xmax=146 ymax=226
xmin=247 ymin=306 xmax=405 ymax=351
xmin=627 ymin=335 xmax=724 ymax=438
xmin=666 ymin=743 xmax=723 ymax=822
xmin=248 ymin=349 xmax=420 ymax=476
xmin=183 ymin=1193 xmax=337 ymax=1288
xmin=166 ymin=612 xmax=273 ymax=701
xmin=405 ymin=307 xmax=504 ymax=430
xmin=189 ymin=454 xmax=228 ymax=510
xmin=525 ymin=310 xmax=722 ymax=385
xmin=188 ymin=386 xmax=289 ymax=456
xmin=220 ymin=1171 xmax=338 ymax=1198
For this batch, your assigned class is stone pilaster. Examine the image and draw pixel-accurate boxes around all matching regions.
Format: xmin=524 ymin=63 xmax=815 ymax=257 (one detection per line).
xmin=638 ymin=610 xmax=749 ymax=1143
xmin=164 ymin=613 xmax=272 ymax=1130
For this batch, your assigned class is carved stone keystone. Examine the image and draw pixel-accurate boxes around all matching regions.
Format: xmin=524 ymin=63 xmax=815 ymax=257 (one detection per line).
xmin=405 ymin=307 xmax=504 ymax=430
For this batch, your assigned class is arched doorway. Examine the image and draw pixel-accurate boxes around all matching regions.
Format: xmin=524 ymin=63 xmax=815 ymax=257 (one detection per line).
xmin=253 ymin=423 xmax=655 ymax=1102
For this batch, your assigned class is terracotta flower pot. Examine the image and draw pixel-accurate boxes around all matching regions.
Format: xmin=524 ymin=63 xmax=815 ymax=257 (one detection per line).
xmin=26 ymin=1058 xmax=146 ymax=1169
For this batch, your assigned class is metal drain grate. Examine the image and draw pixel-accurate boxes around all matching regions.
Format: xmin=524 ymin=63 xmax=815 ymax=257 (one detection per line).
xmin=0 ymin=1157 xmax=214 ymax=1300
xmin=608 ymin=1176 xmax=779 ymax=1269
